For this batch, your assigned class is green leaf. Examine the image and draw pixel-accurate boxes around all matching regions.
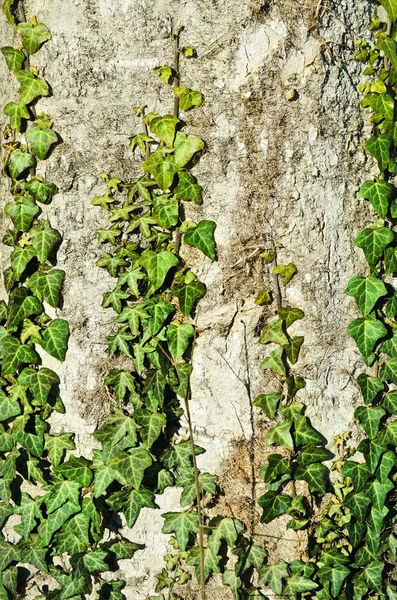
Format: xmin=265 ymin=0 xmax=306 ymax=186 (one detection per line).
xmin=0 ymin=541 xmax=20 ymax=572
xmin=142 ymin=146 xmax=179 ymax=190
xmin=26 ymin=126 xmax=58 ymax=160
xmin=360 ymin=179 xmax=393 ymax=218
xmin=258 ymin=562 xmax=289 ymax=595
xmin=106 ymin=489 xmax=156 ymax=527
xmin=363 ymin=561 xmax=384 ymax=593
xmin=357 ymin=373 xmax=384 ymax=405
xmin=345 ymin=276 xmax=387 ymax=316
xmin=266 ymin=421 xmax=294 ymax=451
xmin=1 ymin=46 xmax=25 ymax=72
xmin=2 ymin=0 xmax=16 ymax=25
xmin=273 ymin=263 xmax=297 ymax=285
xmin=154 ymin=65 xmax=173 ymax=84
xmin=15 ymin=70 xmax=49 ymax=105
xmin=261 ymin=453 xmax=292 ymax=483
xmin=184 ymin=220 xmax=216 ymax=260
xmin=284 ymin=336 xmax=304 ymax=365
xmin=344 ymin=491 xmax=371 ymax=521
xmin=96 ymin=223 xmax=122 ymax=245
xmin=8 ymin=149 xmax=35 ymax=180
xmin=109 ymin=447 xmax=153 ymax=488
xmin=2 ymin=335 xmax=39 ymax=375
xmin=162 ymin=510 xmax=199 ymax=551
xmin=27 ymin=269 xmax=65 ymax=308
xmin=7 ymin=289 xmax=43 ymax=328
xmin=317 ymin=564 xmax=350 ymax=598
xmin=378 ymin=0 xmax=397 ymax=20
xmin=94 ymin=408 xmax=139 ymax=450
xmin=347 ymin=312 xmax=387 ymax=358
xmin=44 ymin=432 xmax=75 ymax=466
xmin=260 ymin=347 xmax=286 ymax=377
xmin=294 ymin=416 xmax=322 ymax=446
xmin=354 ymin=226 xmax=394 ymax=266
xmin=147 ymin=299 xmax=175 ymax=335
xmin=17 ymin=22 xmax=51 ymax=54
xmin=54 ymin=455 xmax=93 ymax=487
xmin=30 ymin=225 xmax=61 ymax=263
xmin=134 ymin=409 xmax=166 ymax=448
xmin=296 ymin=444 xmax=331 ymax=466
xmin=369 ymin=478 xmax=394 ymax=511
xmin=150 ymin=114 xmax=180 ymax=147
xmin=153 ymin=195 xmax=179 ymax=228
xmin=174 ymin=171 xmax=202 ymax=204
xmin=355 ymin=405 xmax=385 ymax=439
xmin=14 ymin=493 xmax=43 ymax=540
xmin=255 ymin=289 xmax=272 ymax=305
xmin=341 ymin=460 xmax=371 ymax=492
xmin=139 ymin=249 xmax=179 ymax=292
xmin=186 ymin=547 xmax=220 ymax=583
xmin=0 ymin=391 xmax=20 ymax=421
xmin=278 ymin=306 xmax=304 ymax=328
xmin=258 ymin=491 xmax=292 ymax=523
xmin=381 ymin=389 xmax=397 ymax=413
xmin=174 ymin=86 xmax=203 ymax=111
xmin=182 ymin=45 xmax=194 ymax=57
xmin=104 ymin=369 xmax=138 ymax=404
xmin=83 ymin=549 xmax=108 ymax=573
xmin=259 ymin=319 xmax=288 ymax=345
xmin=38 ymin=501 xmax=80 ymax=546
xmin=4 ymin=102 xmax=30 ymax=131
xmin=166 ymin=323 xmax=195 ymax=358
xmin=253 ymin=392 xmax=281 ymax=420
xmin=208 ymin=517 xmax=244 ymax=555
xmin=295 ymin=462 xmax=327 ymax=494
xmin=380 ymin=356 xmax=397 ymax=384
xmin=173 ymin=280 xmax=206 ymax=316
xmin=176 ymin=469 xmax=217 ymax=507
xmin=284 ymin=575 xmax=318 ymax=595
xmin=173 ymin=131 xmax=204 ymax=168
xmin=365 ymin=133 xmax=392 ymax=171
xmin=96 ymin=251 xmax=129 ymax=277
xmin=385 ymin=246 xmax=397 ymax=273
xmin=4 ymin=198 xmax=40 ymax=232
xmin=41 ymin=319 xmax=69 ymax=361
xmin=25 ymin=177 xmax=58 ymax=204
xmin=18 ymin=366 xmax=59 ymax=404
xmin=103 ymin=285 xmax=131 ymax=314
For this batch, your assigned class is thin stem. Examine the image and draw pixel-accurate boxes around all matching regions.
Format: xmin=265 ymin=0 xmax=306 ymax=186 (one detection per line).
xmin=173 ymin=27 xmax=181 ymax=119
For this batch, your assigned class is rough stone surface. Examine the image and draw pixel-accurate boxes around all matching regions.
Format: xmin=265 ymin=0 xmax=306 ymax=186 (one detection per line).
xmin=0 ymin=0 xmax=374 ymax=597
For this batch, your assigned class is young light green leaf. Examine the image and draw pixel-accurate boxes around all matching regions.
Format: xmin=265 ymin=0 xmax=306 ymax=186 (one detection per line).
xmin=153 ymin=195 xmax=179 ymax=228
xmin=173 ymin=131 xmax=204 ymax=167
xmin=345 ymin=276 xmax=387 ymax=316
xmin=273 ymin=263 xmax=297 ymax=285
xmin=259 ymin=319 xmax=288 ymax=345
xmin=4 ymin=102 xmax=30 ymax=131
xmin=378 ymin=0 xmax=397 ymax=20
xmin=26 ymin=126 xmax=58 ymax=160
xmin=1 ymin=46 xmax=25 ymax=72
xmin=154 ymin=65 xmax=173 ymax=84
xmin=17 ymin=22 xmax=51 ymax=54
xmin=2 ymin=0 xmax=16 ymax=25
xmin=174 ymin=86 xmax=203 ymax=111
xmin=8 ymin=149 xmax=35 ymax=180
xmin=15 ymin=70 xmax=49 ymax=105
xmin=150 ymin=114 xmax=180 ymax=147
xmin=277 ymin=306 xmax=304 ymax=327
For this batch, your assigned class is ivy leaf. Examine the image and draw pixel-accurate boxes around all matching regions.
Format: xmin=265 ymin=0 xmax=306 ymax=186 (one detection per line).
xmin=43 ymin=432 xmax=75 ymax=467
xmin=381 ymin=390 xmax=397 ymax=413
xmin=273 ymin=263 xmax=297 ymax=285
xmin=284 ymin=336 xmax=304 ymax=365
xmin=284 ymin=575 xmax=318 ymax=595
xmin=38 ymin=501 xmax=80 ymax=546
xmin=173 ymin=280 xmax=206 ymax=316
xmin=355 ymin=406 xmax=386 ymax=439
xmin=15 ymin=70 xmax=49 ymax=105
xmin=118 ymin=268 xmax=145 ymax=298
xmin=173 ymin=131 xmax=204 ymax=168
xmin=174 ymin=171 xmax=202 ymax=204
xmin=186 ymin=547 xmax=220 ymax=583
xmin=104 ymin=369 xmax=138 ymax=404
xmin=54 ymin=455 xmax=93 ymax=487
xmin=30 ymin=225 xmax=61 ymax=263
xmin=149 ymin=114 xmax=180 ymax=147
xmin=4 ymin=198 xmax=40 ymax=232
xmin=2 ymin=0 xmax=16 ymax=25
xmin=2 ymin=335 xmax=39 ymax=375
xmin=102 ymin=286 xmax=130 ymax=314
xmin=83 ymin=550 xmax=108 ymax=573
xmin=134 ymin=409 xmax=166 ymax=449
xmin=154 ymin=65 xmax=173 ymax=84
xmin=174 ymin=86 xmax=203 ymax=111
xmin=297 ymin=444 xmax=331 ymax=466
xmin=142 ymin=146 xmax=179 ymax=190
xmin=40 ymin=319 xmax=69 ymax=361
xmin=347 ymin=312 xmax=387 ymax=358
xmin=258 ymin=562 xmax=289 ymax=595
xmin=10 ymin=246 xmax=36 ymax=280
xmin=295 ymin=462 xmax=328 ymax=494
xmin=153 ymin=195 xmax=179 ymax=228
xmin=260 ymin=347 xmax=286 ymax=377
xmin=107 ymin=326 xmax=134 ymax=357
xmin=166 ymin=323 xmax=195 ymax=359
xmin=357 ymin=373 xmax=384 ymax=405
xmin=369 ymin=479 xmax=394 ymax=511
xmin=13 ymin=493 xmax=44 ymax=540
xmin=294 ymin=416 xmax=322 ymax=447
xmin=258 ymin=491 xmax=292 ymax=523
xmin=7 ymin=288 xmax=43 ymax=328
xmin=25 ymin=178 xmax=58 ymax=204
xmin=109 ymin=447 xmax=153 ymax=489
xmin=161 ymin=510 xmax=199 ymax=551
xmin=4 ymin=102 xmax=30 ymax=131
xmin=96 ymin=252 xmax=129 ymax=277
xmin=363 ymin=561 xmax=384 ymax=593
xmin=139 ymin=249 xmax=179 ymax=293
xmin=26 ymin=126 xmax=58 ymax=160
xmin=378 ymin=0 xmax=397 ymax=21
xmin=365 ymin=133 xmax=392 ymax=171
xmin=18 ymin=366 xmax=59 ymax=404
xmin=317 ymin=565 xmax=350 ymax=598
xmin=360 ymin=179 xmax=393 ymax=218
xmin=385 ymin=246 xmax=397 ymax=274
xmin=8 ymin=149 xmax=35 ymax=180
xmin=380 ymin=356 xmax=397 ymax=384
xmin=354 ymin=226 xmax=394 ymax=266
xmin=344 ymin=491 xmax=371 ymax=521
xmin=184 ymin=220 xmax=216 ymax=260
xmin=345 ymin=276 xmax=387 ymax=316
xmin=177 ymin=469 xmax=217 ymax=507
xmin=208 ymin=517 xmax=244 ymax=555
xmin=278 ymin=306 xmax=304 ymax=328
xmin=266 ymin=421 xmax=294 ymax=451
xmin=261 ymin=453 xmax=292 ymax=483
xmin=0 ymin=390 xmax=20 ymax=421
xmin=341 ymin=460 xmax=371 ymax=492
xmin=0 ymin=542 xmax=20 ymax=572
xmin=233 ymin=542 xmax=267 ymax=574
xmin=161 ymin=440 xmax=205 ymax=470
xmin=27 ymin=269 xmax=65 ymax=308
xmin=147 ymin=299 xmax=175 ymax=335
xmin=259 ymin=319 xmax=288 ymax=345
xmin=1 ymin=46 xmax=25 ymax=72
xmin=253 ymin=392 xmax=281 ymax=420
xmin=17 ymin=22 xmax=51 ymax=54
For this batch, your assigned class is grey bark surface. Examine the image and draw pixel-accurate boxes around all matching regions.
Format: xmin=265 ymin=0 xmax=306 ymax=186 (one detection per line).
xmin=0 ymin=0 xmax=372 ymax=597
